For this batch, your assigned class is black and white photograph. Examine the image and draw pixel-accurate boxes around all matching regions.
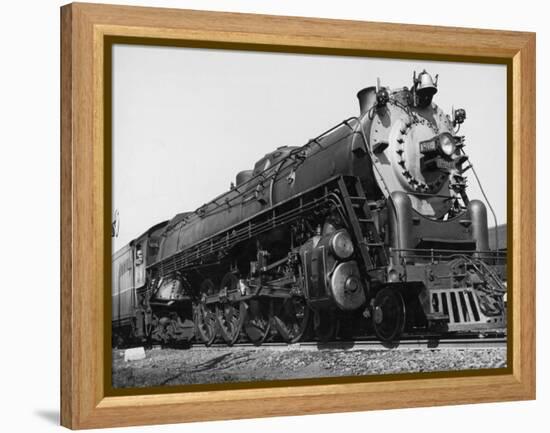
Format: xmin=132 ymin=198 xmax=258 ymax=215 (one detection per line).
xmin=110 ymin=45 xmax=508 ymax=389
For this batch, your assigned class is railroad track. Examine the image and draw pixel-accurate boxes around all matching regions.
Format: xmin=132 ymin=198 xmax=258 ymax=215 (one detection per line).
xmin=186 ymin=336 xmax=507 ymax=351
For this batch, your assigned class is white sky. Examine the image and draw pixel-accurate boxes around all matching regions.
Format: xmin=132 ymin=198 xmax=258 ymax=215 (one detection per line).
xmin=112 ymin=45 xmax=507 ymax=252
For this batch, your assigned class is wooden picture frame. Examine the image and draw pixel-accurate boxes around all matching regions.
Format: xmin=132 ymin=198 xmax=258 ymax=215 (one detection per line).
xmin=60 ymin=2 xmax=535 ymax=429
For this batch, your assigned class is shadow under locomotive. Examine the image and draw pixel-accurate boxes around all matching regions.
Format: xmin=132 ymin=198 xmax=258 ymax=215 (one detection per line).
xmin=112 ymin=70 xmax=507 ymax=348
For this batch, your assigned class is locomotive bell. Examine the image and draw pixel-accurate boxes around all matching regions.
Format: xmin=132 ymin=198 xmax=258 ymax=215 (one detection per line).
xmin=416 ymin=70 xmax=438 ymax=96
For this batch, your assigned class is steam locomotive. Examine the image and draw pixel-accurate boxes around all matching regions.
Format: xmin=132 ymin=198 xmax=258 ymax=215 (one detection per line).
xmin=112 ymin=70 xmax=507 ymax=347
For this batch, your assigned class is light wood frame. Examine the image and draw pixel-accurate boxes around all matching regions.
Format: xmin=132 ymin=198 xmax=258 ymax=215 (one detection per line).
xmin=60 ymin=2 xmax=536 ymax=429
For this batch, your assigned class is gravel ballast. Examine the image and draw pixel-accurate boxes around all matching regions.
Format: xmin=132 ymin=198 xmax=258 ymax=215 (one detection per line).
xmin=112 ymin=346 xmax=506 ymax=389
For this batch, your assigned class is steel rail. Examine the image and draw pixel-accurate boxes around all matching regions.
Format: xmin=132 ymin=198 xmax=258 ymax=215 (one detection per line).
xmin=186 ymin=337 xmax=506 ymax=351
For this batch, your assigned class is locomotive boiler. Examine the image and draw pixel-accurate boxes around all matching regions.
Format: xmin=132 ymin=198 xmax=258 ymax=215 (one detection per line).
xmin=112 ymin=70 xmax=507 ymax=347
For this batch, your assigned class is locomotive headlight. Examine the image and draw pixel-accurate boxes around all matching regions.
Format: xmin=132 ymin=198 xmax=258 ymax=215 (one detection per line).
xmin=439 ymin=133 xmax=456 ymax=156
xmin=330 ymin=230 xmax=354 ymax=259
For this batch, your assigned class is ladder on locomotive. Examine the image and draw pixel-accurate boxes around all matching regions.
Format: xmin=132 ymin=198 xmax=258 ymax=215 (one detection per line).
xmin=337 ymin=177 xmax=388 ymax=270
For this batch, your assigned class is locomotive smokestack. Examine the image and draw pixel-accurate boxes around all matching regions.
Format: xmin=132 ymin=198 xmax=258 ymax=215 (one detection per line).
xmin=357 ymin=86 xmax=377 ymax=115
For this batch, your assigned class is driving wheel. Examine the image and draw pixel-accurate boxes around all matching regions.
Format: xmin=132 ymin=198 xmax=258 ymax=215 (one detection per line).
xmin=216 ymin=301 xmax=246 ymax=345
xmin=273 ymin=296 xmax=311 ymax=343
xmin=216 ymin=272 xmax=246 ymax=345
xmin=243 ymin=299 xmax=271 ymax=345
xmin=194 ymin=302 xmax=217 ymax=346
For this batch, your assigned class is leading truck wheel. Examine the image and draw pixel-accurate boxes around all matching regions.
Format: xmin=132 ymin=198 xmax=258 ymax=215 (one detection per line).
xmin=372 ymin=288 xmax=406 ymax=342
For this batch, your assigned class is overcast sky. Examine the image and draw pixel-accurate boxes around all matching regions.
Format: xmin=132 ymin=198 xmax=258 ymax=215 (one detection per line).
xmin=112 ymin=45 xmax=507 ymax=252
